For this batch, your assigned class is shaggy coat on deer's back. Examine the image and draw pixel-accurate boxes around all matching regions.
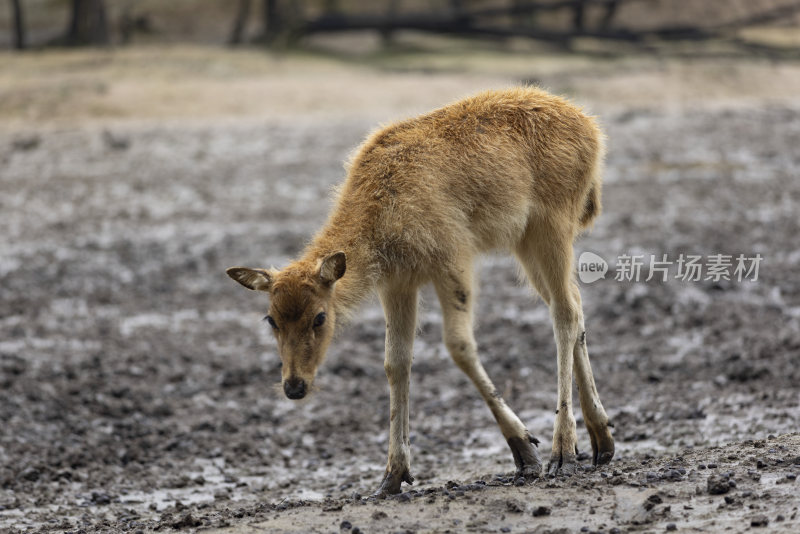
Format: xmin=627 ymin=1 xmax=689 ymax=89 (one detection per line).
xmin=319 ymin=87 xmax=602 ymax=285
xmin=227 ymin=87 xmax=614 ymax=495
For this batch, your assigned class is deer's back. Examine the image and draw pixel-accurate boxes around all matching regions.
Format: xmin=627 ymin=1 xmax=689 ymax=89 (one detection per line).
xmin=336 ymin=87 xmax=603 ymax=271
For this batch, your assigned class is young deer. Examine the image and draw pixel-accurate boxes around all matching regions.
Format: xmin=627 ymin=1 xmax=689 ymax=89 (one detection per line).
xmin=227 ymin=87 xmax=614 ymax=495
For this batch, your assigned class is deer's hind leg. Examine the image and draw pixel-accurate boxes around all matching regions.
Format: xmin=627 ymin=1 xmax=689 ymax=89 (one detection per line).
xmin=570 ymin=286 xmax=615 ymax=466
xmin=516 ymin=218 xmax=594 ymax=476
xmin=433 ymin=258 xmax=542 ymax=480
xmin=517 ymin=247 xmax=614 ymax=467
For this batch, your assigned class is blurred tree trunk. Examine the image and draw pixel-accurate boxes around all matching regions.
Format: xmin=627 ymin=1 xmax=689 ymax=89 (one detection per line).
xmin=262 ymin=0 xmax=282 ymax=43
xmin=572 ymin=0 xmax=586 ymax=31
xmin=10 ymin=0 xmax=26 ymax=49
xmin=229 ymin=0 xmax=252 ymax=44
xmin=450 ymin=0 xmax=470 ymax=28
xmin=323 ymin=0 xmax=340 ymax=14
xmin=600 ymin=0 xmax=619 ymax=29
xmin=380 ymin=0 xmax=401 ymax=45
xmin=512 ymin=0 xmax=538 ymax=28
xmin=260 ymin=0 xmax=304 ymax=46
xmin=65 ymin=0 xmax=110 ymax=45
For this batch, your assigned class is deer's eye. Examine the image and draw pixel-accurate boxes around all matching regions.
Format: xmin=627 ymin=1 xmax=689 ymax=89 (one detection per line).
xmin=313 ymin=312 xmax=326 ymax=328
xmin=264 ymin=315 xmax=278 ymax=330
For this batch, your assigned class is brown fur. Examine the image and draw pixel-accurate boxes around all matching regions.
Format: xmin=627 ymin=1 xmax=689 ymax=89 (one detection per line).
xmin=227 ymin=87 xmax=614 ymax=494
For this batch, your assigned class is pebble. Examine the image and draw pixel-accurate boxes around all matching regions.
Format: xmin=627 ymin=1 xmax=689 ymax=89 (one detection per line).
xmin=171 ymin=513 xmax=202 ymax=528
xmin=506 ymin=500 xmax=524 ymax=513
xmin=666 ymin=524 xmax=677 ymax=531
xmin=532 ymin=505 xmax=551 ymax=517
xmin=340 ymin=520 xmax=352 ymax=530
xmin=20 ymin=467 xmax=40 ymax=482
xmin=707 ymin=474 xmax=732 ymax=495
xmin=751 ymin=514 xmax=769 ymax=527
xmin=90 ymin=491 xmax=113 ymax=505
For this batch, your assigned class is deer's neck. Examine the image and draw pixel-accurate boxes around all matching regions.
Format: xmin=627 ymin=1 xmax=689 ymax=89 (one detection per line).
xmin=303 ymin=227 xmax=379 ymax=324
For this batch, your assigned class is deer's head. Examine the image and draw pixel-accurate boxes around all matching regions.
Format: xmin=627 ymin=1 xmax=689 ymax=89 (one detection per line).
xmin=226 ymin=252 xmax=346 ymax=400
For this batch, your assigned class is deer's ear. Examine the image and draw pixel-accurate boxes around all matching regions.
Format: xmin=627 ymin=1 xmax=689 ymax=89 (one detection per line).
xmin=319 ymin=251 xmax=346 ymax=285
xmin=226 ymin=267 xmax=274 ymax=292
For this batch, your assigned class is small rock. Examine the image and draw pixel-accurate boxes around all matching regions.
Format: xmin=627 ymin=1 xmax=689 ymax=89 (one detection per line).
xmin=666 ymin=524 xmax=677 ymax=531
xmin=20 ymin=467 xmax=40 ymax=482
xmin=532 ymin=505 xmax=551 ymax=517
xmin=91 ymin=491 xmax=113 ymax=505
xmin=751 ymin=514 xmax=769 ymax=527
xmin=506 ymin=500 xmax=524 ymax=513
xmin=340 ymin=520 xmax=352 ymax=530
xmin=172 ymin=513 xmax=202 ymax=528
xmin=707 ymin=474 xmax=732 ymax=495
xmin=12 ymin=135 xmax=40 ymax=151
xmin=103 ymin=130 xmax=131 ymax=151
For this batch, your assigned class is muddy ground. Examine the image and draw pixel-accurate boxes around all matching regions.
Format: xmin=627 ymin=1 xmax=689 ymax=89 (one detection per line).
xmin=1 ymin=50 xmax=799 ymax=533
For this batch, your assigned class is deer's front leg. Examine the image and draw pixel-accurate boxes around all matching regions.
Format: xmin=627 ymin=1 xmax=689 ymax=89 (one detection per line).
xmin=374 ymin=283 xmax=418 ymax=496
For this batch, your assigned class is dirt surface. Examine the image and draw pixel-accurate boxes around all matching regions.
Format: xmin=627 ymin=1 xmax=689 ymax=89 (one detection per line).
xmin=1 ymin=49 xmax=799 ymax=533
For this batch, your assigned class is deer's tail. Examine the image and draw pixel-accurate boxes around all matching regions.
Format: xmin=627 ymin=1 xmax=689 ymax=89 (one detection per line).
xmin=579 ymin=182 xmax=601 ymax=230
xmin=578 ymin=131 xmax=604 ymax=231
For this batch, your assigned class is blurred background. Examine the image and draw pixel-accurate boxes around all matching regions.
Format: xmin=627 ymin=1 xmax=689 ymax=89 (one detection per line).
xmin=1 ymin=1 xmax=799 ymax=532
xmin=3 ymin=0 xmax=800 ymax=50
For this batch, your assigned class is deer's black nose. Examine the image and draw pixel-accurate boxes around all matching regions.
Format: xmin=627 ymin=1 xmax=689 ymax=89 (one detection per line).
xmin=284 ymin=378 xmax=307 ymax=399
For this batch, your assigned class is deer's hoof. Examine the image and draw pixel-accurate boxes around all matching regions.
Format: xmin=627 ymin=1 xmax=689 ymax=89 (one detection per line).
xmin=588 ymin=423 xmax=615 ymax=466
xmin=507 ymin=434 xmax=543 ymax=481
xmin=546 ymin=450 xmax=578 ymax=477
xmin=373 ymin=469 xmax=413 ymax=497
